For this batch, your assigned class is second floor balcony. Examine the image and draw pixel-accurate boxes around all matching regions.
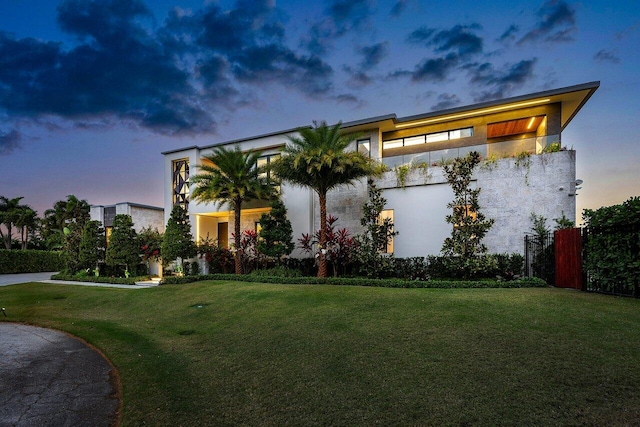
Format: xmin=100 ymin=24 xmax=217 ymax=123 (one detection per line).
xmin=381 ymin=134 xmax=560 ymax=169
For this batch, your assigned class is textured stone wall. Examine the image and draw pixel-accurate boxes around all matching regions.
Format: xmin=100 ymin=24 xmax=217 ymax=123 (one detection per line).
xmin=317 ymin=150 xmax=576 ymax=256
xmin=478 ymin=150 xmax=576 ymax=255
xmin=128 ymin=205 xmax=165 ymax=233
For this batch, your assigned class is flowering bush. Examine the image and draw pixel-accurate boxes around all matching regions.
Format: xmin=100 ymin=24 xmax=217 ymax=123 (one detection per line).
xmin=231 ymin=230 xmax=265 ymax=274
xmin=298 ymin=215 xmax=357 ymax=277
xmin=197 ymin=236 xmax=234 ymax=274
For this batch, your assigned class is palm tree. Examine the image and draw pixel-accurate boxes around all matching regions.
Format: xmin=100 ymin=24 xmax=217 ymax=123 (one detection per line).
xmin=272 ymin=121 xmax=382 ymax=277
xmin=42 ymin=195 xmax=90 ymax=249
xmin=190 ymin=146 xmax=275 ymax=274
xmin=0 ymin=196 xmax=25 ymax=249
xmin=15 ymin=205 xmax=38 ymax=250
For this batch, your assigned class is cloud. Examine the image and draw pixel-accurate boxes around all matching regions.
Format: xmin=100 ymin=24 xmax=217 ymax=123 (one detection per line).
xmin=336 ymin=94 xmax=361 ymax=105
xmin=389 ymin=0 xmax=408 ymax=17
xmin=342 ymin=42 xmax=389 ymax=89
xmin=467 ymin=59 xmax=538 ymax=101
xmin=593 ymin=49 xmax=620 ymax=64
xmin=614 ymin=22 xmax=639 ymax=40
xmin=0 ymin=0 xmax=336 ymax=139
xmin=358 ymin=42 xmax=389 ymax=67
xmin=498 ymin=25 xmax=519 ymax=44
xmin=408 ymin=24 xmax=483 ymax=58
xmin=0 ymin=130 xmax=21 ymax=156
xmin=431 ymin=93 xmax=461 ymax=111
xmin=303 ymin=0 xmax=374 ymax=55
xmin=518 ymin=0 xmax=577 ymax=45
xmin=411 ymin=54 xmax=460 ymax=82
xmin=343 ymin=66 xmax=372 ymax=89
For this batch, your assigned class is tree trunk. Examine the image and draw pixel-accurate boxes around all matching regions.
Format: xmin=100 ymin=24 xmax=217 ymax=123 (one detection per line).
xmin=21 ymin=226 xmax=28 ymax=250
xmin=234 ymin=202 xmax=243 ymax=275
xmin=1 ymin=224 xmax=12 ymax=249
xmin=317 ymin=192 xmax=328 ymax=278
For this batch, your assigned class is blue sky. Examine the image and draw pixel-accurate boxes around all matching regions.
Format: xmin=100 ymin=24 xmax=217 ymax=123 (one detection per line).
xmin=0 ymin=0 xmax=638 ymax=224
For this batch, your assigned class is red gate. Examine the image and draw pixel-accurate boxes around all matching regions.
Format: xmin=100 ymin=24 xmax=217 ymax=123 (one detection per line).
xmin=554 ymin=228 xmax=582 ymax=289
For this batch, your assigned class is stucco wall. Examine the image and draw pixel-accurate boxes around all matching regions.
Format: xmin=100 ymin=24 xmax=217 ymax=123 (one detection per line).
xmin=367 ymin=150 xmax=576 ymax=256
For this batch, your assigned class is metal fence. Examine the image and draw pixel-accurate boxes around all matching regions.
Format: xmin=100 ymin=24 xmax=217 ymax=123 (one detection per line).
xmin=524 ymin=233 xmax=555 ymax=285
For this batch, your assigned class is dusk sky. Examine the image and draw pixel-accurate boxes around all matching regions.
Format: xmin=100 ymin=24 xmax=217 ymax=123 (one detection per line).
xmin=1 ymin=0 xmax=638 ymax=224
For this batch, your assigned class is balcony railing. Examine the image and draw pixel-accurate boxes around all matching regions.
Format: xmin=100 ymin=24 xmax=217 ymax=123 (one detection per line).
xmin=381 ymin=135 xmax=560 ymax=168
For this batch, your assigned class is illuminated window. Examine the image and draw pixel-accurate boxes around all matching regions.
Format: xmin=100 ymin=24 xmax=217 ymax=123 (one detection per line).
xmin=357 ymin=139 xmax=371 ymax=157
xmin=453 ymin=205 xmax=477 ymax=228
xmin=383 ymin=127 xmax=473 ymax=149
xmin=379 ymin=209 xmax=395 ymax=254
xmin=383 ymin=139 xmax=403 ymax=149
xmin=257 ymin=153 xmax=280 ymax=183
xmin=172 ymin=159 xmax=189 ymax=211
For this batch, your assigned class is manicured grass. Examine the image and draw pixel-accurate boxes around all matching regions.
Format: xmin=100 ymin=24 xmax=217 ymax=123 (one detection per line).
xmin=2 ymin=281 xmax=640 ymax=426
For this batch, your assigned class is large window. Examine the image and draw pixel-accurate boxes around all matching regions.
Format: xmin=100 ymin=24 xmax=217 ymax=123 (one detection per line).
xmin=257 ymin=153 xmax=280 ymax=184
xmin=172 ymin=159 xmax=189 ymax=211
xmin=383 ymin=127 xmax=473 ymax=150
xmin=380 ymin=209 xmax=394 ymax=254
xmin=357 ymin=139 xmax=371 ymax=157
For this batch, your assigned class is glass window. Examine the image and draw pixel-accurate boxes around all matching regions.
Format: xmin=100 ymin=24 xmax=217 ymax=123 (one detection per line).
xmin=379 ymin=209 xmax=394 ymax=254
xmin=383 ymin=139 xmax=403 ymax=149
xmin=404 ymin=135 xmax=425 ymax=146
xmin=426 ymin=131 xmax=448 ymax=143
xmin=459 ymin=127 xmax=473 ymax=138
xmin=357 ymin=139 xmax=371 ymax=157
xmin=257 ymin=154 xmax=280 ymax=182
xmin=172 ymin=159 xmax=189 ymax=211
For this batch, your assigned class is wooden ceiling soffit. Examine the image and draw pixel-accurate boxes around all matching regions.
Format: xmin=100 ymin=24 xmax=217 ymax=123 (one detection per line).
xmin=487 ymin=116 xmax=544 ymax=138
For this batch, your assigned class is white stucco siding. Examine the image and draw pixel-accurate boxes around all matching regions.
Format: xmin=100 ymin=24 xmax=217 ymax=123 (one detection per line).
xmin=382 ymin=183 xmax=453 ymax=257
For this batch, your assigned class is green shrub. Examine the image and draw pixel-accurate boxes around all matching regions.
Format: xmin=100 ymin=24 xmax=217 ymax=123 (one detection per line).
xmin=0 ymin=250 xmax=65 ymax=274
xmin=248 ymin=266 xmax=302 ymax=278
xmin=50 ymin=272 xmax=144 ymax=285
xmin=190 ymin=261 xmax=200 ymax=275
xmin=161 ymin=273 xmax=546 ymax=289
xmin=583 ymin=196 xmax=640 ymax=295
xmin=392 ymin=257 xmax=429 ymax=281
xmin=427 ymin=254 xmax=524 ymax=280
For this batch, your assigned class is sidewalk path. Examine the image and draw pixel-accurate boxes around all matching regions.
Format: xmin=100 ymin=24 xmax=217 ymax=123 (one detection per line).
xmin=0 ymin=272 xmax=58 ymax=287
xmin=0 ymin=323 xmax=119 ymax=426
xmin=0 ymin=272 xmax=158 ymax=289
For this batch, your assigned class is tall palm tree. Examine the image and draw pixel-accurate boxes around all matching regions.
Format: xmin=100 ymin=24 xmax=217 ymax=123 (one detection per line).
xmin=15 ymin=205 xmax=38 ymax=250
xmin=272 ymin=121 xmax=382 ymax=277
xmin=0 ymin=196 xmax=25 ymax=249
xmin=190 ymin=146 xmax=275 ymax=274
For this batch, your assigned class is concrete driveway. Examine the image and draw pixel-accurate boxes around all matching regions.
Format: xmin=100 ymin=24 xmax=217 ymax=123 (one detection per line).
xmin=0 ymin=323 xmax=120 ymax=426
xmin=0 ymin=272 xmax=58 ymax=286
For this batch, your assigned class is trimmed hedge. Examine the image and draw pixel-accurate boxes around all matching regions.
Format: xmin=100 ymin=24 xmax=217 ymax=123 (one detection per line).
xmin=50 ymin=272 xmax=144 ymax=285
xmin=0 ymin=250 xmax=65 ymax=274
xmin=162 ymin=273 xmax=547 ymax=289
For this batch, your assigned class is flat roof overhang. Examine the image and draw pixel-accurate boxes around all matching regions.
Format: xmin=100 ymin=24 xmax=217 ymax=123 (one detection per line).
xmin=162 ymin=81 xmax=599 ymax=155
xmin=349 ymin=81 xmax=599 ymax=133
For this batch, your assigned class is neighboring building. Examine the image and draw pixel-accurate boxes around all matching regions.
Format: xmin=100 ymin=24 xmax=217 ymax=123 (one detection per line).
xmin=90 ymin=202 xmax=165 ymax=276
xmin=162 ymin=81 xmax=599 ymax=257
xmin=90 ymin=202 xmax=165 ymax=235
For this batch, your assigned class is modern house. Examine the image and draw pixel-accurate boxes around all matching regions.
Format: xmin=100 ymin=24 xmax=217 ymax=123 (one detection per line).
xmin=162 ymin=81 xmax=599 ymax=258
xmin=90 ymin=202 xmax=165 ymax=235
xmin=90 ymin=202 xmax=165 ymax=275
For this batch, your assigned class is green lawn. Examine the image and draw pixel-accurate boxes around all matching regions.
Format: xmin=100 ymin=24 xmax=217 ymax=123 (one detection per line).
xmin=2 ymin=281 xmax=640 ymax=426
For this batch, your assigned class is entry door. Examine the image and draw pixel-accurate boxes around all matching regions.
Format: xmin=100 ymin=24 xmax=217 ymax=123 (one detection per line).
xmin=218 ymin=222 xmax=229 ymax=248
